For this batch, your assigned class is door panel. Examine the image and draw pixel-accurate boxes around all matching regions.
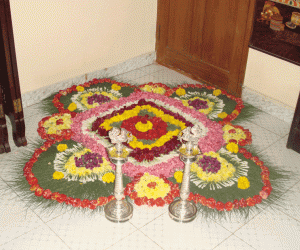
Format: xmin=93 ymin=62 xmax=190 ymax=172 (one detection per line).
xmin=156 ymin=0 xmax=256 ymax=97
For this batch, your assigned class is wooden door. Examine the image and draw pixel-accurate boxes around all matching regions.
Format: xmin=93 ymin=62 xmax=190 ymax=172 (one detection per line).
xmin=156 ymin=0 xmax=256 ymax=97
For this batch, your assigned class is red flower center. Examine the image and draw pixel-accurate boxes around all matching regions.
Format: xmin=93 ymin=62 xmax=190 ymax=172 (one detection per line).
xmin=147 ymin=182 xmax=157 ymax=189
xmin=56 ymin=119 xmax=64 ymax=125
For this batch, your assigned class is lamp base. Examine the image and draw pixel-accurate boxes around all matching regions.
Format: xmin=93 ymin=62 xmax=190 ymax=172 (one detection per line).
xmin=104 ymin=199 xmax=133 ymax=223
xmin=169 ymin=199 xmax=197 ymax=223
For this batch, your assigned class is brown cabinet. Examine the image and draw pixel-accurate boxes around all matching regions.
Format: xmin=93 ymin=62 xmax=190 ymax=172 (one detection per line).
xmin=287 ymin=92 xmax=300 ymax=154
xmin=0 ymin=0 xmax=27 ymax=153
xmin=156 ymin=0 xmax=256 ymax=97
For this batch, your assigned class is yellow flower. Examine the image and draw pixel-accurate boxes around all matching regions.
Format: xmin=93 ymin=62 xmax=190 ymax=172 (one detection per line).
xmin=153 ymin=87 xmax=166 ymax=95
xmin=213 ymin=89 xmax=222 ymax=96
xmin=53 ymin=171 xmax=64 ymax=180
xmin=102 ymin=172 xmax=115 ymax=183
xmin=190 ymin=152 xmax=236 ymax=183
xmin=176 ymin=88 xmax=186 ymax=96
xmin=47 ymin=127 xmax=57 ymax=134
xmin=111 ymin=84 xmax=121 ymax=91
xmin=222 ymin=125 xmax=246 ymax=144
xmin=218 ymin=112 xmax=228 ymax=119
xmin=174 ymin=171 xmax=183 ymax=183
xmin=135 ymin=121 xmax=153 ymax=132
xmin=134 ymin=173 xmax=170 ymax=199
xmin=226 ymin=142 xmax=239 ymax=154
xmin=142 ymin=85 xmax=153 ymax=92
xmin=68 ymin=102 xmax=77 ymax=111
xmin=237 ymin=176 xmax=250 ymax=189
xmin=232 ymin=110 xmax=239 ymax=115
xmin=76 ymin=86 xmax=85 ymax=92
xmin=57 ymin=144 xmax=68 ymax=152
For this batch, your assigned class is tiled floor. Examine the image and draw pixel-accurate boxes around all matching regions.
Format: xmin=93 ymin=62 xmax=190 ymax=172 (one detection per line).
xmin=1 ymin=64 xmax=300 ymax=250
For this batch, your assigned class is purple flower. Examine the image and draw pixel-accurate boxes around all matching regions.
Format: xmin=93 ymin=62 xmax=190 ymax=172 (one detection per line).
xmin=198 ymin=155 xmax=221 ymax=173
xmin=74 ymin=152 xmax=103 ymax=169
xmin=188 ymin=99 xmax=209 ymax=110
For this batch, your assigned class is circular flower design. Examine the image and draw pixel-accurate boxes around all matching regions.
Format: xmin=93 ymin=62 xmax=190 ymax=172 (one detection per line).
xmin=121 ymin=115 xmax=168 ymax=140
xmin=222 ymin=124 xmax=252 ymax=146
xmin=124 ymin=173 xmax=180 ymax=206
xmin=37 ymin=112 xmax=74 ymax=141
xmin=134 ymin=173 xmax=170 ymax=199
xmin=180 ymin=92 xmax=225 ymax=120
xmin=190 ymin=148 xmax=249 ymax=190
xmin=71 ymin=87 xmax=121 ymax=111
xmin=53 ymin=144 xmax=113 ymax=183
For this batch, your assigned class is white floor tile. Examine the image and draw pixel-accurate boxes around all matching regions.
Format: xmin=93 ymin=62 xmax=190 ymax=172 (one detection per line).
xmin=232 ymin=121 xmax=282 ymax=153
xmin=129 ymin=205 xmax=167 ymax=229
xmin=262 ymin=135 xmax=300 ymax=179
xmin=140 ymin=212 xmax=231 ymax=250
xmin=213 ymin=209 xmax=263 ymax=234
xmin=113 ymin=69 xmax=149 ymax=84
xmin=138 ymin=64 xmax=168 ymax=74
xmin=0 ymin=199 xmax=43 ymax=246
xmin=47 ymin=212 xmax=137 ymax=250
xmin=0 ymin=223 xmax=70 ymax=250
xmin=134 ymin=67 xmax=200 ymax=87
xmin=108 ymin=230 xmax=163 ymax=250
xmin=249 ymin=111 xmax=292 ymax=137
xmin=235 ymin=206 xmax=300 ymax=250
xmin=275 ymin=181 xmax=300 ymax=222
xmin=214 ymin=234 xmax=256 ymax=250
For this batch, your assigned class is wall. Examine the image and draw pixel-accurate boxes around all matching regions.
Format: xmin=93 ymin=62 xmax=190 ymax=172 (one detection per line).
xmin=244 ymin=48 xmax=300 ymax=109
xmin=10 ymin=0 xmax=157 ymax=94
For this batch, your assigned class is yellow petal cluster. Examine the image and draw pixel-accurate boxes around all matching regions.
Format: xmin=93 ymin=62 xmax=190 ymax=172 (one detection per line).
xmin=53 ymin=171 xmax=64 ymax=180
xmin=222 ymin=125 xmax=246 ymax=143
xmin=102 ymin=172 xmax=115 ymax=183
xmin=174 ymin=171 xmax=183 ymax=183
xmin=141 ymin=85 xmax=166 ymax=95
xmin=218 ymin=112 xmax=228 ymax=119
xmin=111 ymin=84 xmax=121 ymax=91
xmin=135 ymin=121 xmax=153 ymax=132
xmin=68 ymin=102 xmax=77 ymax=111
xmin=76 ymin=86 xmax=85 ymax=92
xmin=213 ymin=89 xmax=222 ymax=96
xmin=226 ymin=142 xmax=239 ymax=154
xmin=176 ymin=88 xmax=186 ymax=96
xmin=190 ymin=152 xmax=235 ymax=183
xmin=134 ymin=173 xmax=170 ymax=199
xmin=57 ymin=144 xmax=68 ymax=152
xmin=62 ymin=149 xmax=113 ymax=180
xmin=237 ymin=176 xmax=250 ymax=189
xmin=43 ymin=114 xmax=72 ymax=134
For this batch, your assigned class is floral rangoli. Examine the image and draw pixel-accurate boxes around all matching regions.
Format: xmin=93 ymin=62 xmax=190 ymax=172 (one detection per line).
xmin=20 ymin=78 xmax=278 ymax=215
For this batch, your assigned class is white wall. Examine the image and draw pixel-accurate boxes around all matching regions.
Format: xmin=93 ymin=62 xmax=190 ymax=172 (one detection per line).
xmin=10 ymin=0 xmax=157 ymax=94
xmin=244 ymin=48 xmax=300 ymax=109
xmin=10 ymin=1 xmax=300 ymax=110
